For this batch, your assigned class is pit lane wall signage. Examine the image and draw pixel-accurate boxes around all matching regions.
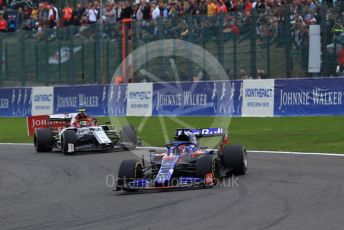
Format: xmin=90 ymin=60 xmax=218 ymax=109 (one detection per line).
xmin=2 ymin=78 xmax=344 ymax=117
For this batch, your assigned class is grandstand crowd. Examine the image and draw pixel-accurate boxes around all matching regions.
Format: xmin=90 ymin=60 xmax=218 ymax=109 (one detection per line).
xmin=0 ymin=0 xmax=343 ymax=73
xmin=0 ymin=0 xmax=343 ymax=35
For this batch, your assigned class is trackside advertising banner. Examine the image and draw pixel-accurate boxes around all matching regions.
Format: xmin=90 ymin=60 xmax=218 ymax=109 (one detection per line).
xmin=108 ymin=84 xmax=127 ymax=116
xmin=152 ymin=81 xmax=241 ymax=116
xmin=0 ymin=87 xmax=32 ymax=117
xmin=31 ymin=87 xmax=54 ymax=115
xmin=126 ymin=83 xmax=153 ymax=116
xmin=274 ymin=78 xmax=344 ymax=116
xmin=53 ymin=85 xmax=109 ymax=116
xmin=242 ymin=79 xmax=275 ymax=117
xmin=3 ymin=78 xmax=344 ymax=117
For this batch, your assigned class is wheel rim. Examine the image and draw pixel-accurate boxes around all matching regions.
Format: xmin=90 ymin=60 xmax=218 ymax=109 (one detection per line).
xmin=134 ymin=162 xmax=143 ymax=178
xmin=243 ymin=151 xmax=248 ymax=170
xmin=212 ymin=159 xmax=220 ymax=183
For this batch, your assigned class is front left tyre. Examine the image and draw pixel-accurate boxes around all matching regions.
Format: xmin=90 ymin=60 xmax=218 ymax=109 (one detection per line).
xmin=117 ymin=159 xmax=143 ymax=191
xmin=34 ymin=128 xmax=53 ymax=152
xmin=61 ymin=130 xmax=77 ymax=155
xmin=196 ymin=155 xmax=220 ymax=186
xmin=222 ymin=144 xmax=247 ymax=175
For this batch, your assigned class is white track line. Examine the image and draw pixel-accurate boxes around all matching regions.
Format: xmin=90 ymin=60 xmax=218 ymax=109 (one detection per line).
xmin=248 ymin=150 xmax=344 ymax=157
xmin=137 ymin=147 xmax=344 ymax=157
xmin=0 ymin=144 xmax=343 ymax=156
xmin=0 ymin=143 xmax=33 ymax=145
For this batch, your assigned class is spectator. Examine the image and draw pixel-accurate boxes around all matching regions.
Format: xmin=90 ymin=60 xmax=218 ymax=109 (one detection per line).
xmin=0 ymin=14 xmax=7 ymax=32
xmin=207 ymin=0 xmax=217 ymax=16
xmin=223 ymin=18 xmax=240 ymax=36
xmin=337 ymin=46 xmax=344 ymax=73
xmin=244 ymin=0 xmax=253 ymax=16
xmin=121 ymin=1 xmax=133 ymax=19
xmin=63 ymin=3 xmax=73 ymax=26
xmin=104 ymin=3 xmax=116 ymax=23
xmin=141 ymin=0 xmax=151 ymax=21
xmin=199 ymin=0 xmax=207 ymax=14
xmin=114 ymin=2 xmax=123 ymax=22
xmin=48 ymin=3 xmax=58 ymax=28
xmin=152 ymin=1 xmax=160 ymax=20
xmin=239 ymin=69 xmax=249 ymax=79
xmin=216 ymin=0 xmax=228 ymax=14
xmin=87 ymin=3 xmax=98 ymax=24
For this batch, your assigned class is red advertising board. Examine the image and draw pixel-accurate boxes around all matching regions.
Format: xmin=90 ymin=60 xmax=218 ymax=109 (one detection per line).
xmin=26 ymin=115 xmax=68 ymax=136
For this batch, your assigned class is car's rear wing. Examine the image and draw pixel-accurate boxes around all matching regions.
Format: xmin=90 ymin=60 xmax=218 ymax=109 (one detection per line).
xmin=175 ymin=128 xmax=225 ymax=138
xmin=27 ymin=114 xmax=74 ymax=136
xmin=49 ymin=113 xmax=75 ymax=122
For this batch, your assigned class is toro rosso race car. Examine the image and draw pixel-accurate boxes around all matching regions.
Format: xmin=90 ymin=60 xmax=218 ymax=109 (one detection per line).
xmin=116 ymin=128 xmax=247 ymax=191
xmin=33 ymin=109 xmax=138 ymax=154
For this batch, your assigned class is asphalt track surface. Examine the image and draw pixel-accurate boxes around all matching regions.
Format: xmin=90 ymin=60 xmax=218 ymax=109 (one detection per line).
xmin=1 ymin=144 xmax=344 ymax=230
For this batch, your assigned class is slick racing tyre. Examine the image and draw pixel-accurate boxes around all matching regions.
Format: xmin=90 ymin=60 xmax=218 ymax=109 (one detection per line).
xmin=62 ymin=130 xmax=77 ymax=155
xmin=222 ymin=144 xmax=247 ymax=175
xmin=117 ymin=159 xmax=143 ymax=191
xmin=34 ymin=128 xmax=53 ymax=152
xmin=196 ymin=155 xmax=220 ymax=186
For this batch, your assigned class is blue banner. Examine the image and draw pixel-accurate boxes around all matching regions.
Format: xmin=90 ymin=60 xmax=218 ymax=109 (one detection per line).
xmin=54 ymin=85 xmax=108 ymax=116
xmin=152 ymin=81 xmax=240 ymax=116
xmin=274 ymin=78 xmax=344 ymax=116
xmin=2 ymin=78 xmax=344 ymax=117
xmin=0 ymin=88 xmax=32 ymax=117
xmin=107 ymin=84 xmax=127 ymax=116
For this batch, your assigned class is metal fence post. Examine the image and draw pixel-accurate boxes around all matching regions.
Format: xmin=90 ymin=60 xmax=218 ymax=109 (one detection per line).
xmin=35 ymin=42 xmax=39 ymax=81
xmin=218 ymin=13 xmax=225 ymax=73
xmin=0 ymin=34 xmax=3 ymax=87
xmin=96 ymin=23 xmax=101 ymax=83
xmin=250 ymin=9 xmax=257 ymax=79
xmin=57 ymin=29 xmax=62 ymax=81
xmin=69 ymin=26 xmax=75 ymax=84
xmin=81 ymin=42 xmax=85 ymax=81
xmin=20 ymin=32 xmax=26 ymax=86
xmin=5 ymin=42 xmax=8 ymax=80
xmin=233 ymin=36 xmax=237 ymax=79
xmin=44 ymin=29 xmax=50 ymax=85
xmin=106 ymin=40 xmax=110 ymax=83
xmin=320 ymin=1 xmax=328 ymax=76
xmin=266 ymin=37 xmax=270 ymax=78
xmin=284 ymin=3 xmax=292 ymax=78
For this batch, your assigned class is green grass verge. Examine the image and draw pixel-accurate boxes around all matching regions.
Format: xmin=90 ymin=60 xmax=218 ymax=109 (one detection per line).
xmin=1 ymin=116 xmax=343 ymax=154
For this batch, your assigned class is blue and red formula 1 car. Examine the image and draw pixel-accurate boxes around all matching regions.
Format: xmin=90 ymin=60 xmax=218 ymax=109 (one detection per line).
xmin=115 ymin=128 xmax=247 ymax=191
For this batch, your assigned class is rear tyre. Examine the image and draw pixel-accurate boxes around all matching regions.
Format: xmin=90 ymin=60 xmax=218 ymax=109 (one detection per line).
xmin=222 ymin=144 xmax=247 ymax=175
xmin=34 ymin=128 xmax=53 ymax=152
xmin=62 ymin=130 xmax=77 ymax=155
xmin=122 ymin=125 xmax=137 ymax=148
xmin=196 ymin=155 xmax=220 ymax=186
xmin=117 ymin=159 xmax=143 ymax=191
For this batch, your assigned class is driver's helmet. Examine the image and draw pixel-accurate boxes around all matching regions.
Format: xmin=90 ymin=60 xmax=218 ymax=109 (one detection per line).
xmin=177 ymin=144 xmax=187 ymax=154
xmin=76 ymin=111 xmax=87 ymax=120
xmin=79 ymin=120 xmax=89 ymax=127
xmin=184 ymin=131 xmax=197 ymax=144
